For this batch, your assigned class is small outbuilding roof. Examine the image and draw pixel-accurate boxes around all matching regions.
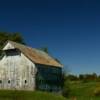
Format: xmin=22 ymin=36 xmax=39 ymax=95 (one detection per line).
xmin=3 ymin=40 xmax=63 ymax=67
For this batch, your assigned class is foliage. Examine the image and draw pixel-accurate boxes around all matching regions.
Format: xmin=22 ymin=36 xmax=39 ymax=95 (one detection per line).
xmin=0 ymin=32 xmax=25 ymax=50
xmin=39 ymin=47 xmax=49 ymax=54
xmin=65 ymin=73 xmax=99 ymax=82
xmin=62 ymin=73 xmax=100 ymax=99
xmin=66 ymin=74 xmax=79 ymax=81
xmin=62 ymin=80 xmax=70 ymax=98
xmin=93 ymin=86 xmax=100 ymax=96
xmin=79 ymin=73 xmax=97 ymax=82
xmin=39 ymin=47 xmax=62 ymax=64
xmin=62 ymin=72 xmax=71 ymax=98
xmin=67 ymin=81 xmax=100 ymax=100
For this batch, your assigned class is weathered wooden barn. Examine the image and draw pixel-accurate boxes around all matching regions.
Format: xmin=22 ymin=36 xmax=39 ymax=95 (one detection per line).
xmin=0 ymin=40 xmax=63 ymax=91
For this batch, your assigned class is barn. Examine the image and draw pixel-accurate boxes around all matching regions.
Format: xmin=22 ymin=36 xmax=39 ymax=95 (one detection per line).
xmin=0 ymin=40 xmax=63 ymax=92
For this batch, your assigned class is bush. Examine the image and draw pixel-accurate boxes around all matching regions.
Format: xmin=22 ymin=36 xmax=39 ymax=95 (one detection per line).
xmin=94 ymin=87 xmax=100 ymax=96
xmin=62 ymin=80 xmax=70 ymax=98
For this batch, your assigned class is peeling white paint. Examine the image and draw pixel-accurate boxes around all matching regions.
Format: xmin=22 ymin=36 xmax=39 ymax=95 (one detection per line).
xmin=0 ymin=48 xmax=37 ymax=90
xmin=3 ymin=42 xmax=15 ymax=50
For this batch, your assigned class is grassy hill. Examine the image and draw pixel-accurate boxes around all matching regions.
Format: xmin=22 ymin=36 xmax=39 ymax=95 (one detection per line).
xmin=0 ymin=90 xmax=67 ymax=100
xmin=68 ymin=81 xmax=100 ymax=100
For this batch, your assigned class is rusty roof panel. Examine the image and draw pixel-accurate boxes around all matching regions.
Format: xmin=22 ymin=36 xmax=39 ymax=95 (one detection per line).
xmin=6 ymin=41 xmax=63 ymax=67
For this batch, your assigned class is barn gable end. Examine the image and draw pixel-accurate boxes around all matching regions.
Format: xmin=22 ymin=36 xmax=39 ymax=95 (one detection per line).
xmin=3 ymin=42 xmax=15 ymax=50
xmin=0 ymin=48 xmax=36 ymax=90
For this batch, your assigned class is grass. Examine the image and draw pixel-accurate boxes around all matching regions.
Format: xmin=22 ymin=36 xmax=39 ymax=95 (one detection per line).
xmin=68 ymin=81 xmax=100 ymax=100
xmin=0 ymin=81 xmax=100 ymax=100
xmin=0 ymin=90 xmax=67 ymax=100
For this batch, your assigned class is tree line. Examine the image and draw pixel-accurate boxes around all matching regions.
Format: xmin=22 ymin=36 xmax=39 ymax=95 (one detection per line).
xmin=65 ymin=73 xmax=100 ymax=82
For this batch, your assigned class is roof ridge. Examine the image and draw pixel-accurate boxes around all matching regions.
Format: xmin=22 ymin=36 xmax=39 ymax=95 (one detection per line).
xmin=7 ymin=40 xmax=63 ymax=67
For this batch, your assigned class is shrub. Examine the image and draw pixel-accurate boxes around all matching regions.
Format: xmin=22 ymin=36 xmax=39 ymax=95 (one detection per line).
xmin=94 ymin=87 xmax=100 ymax=96
xmin=62 ymin=80 xmax=70 ymax=97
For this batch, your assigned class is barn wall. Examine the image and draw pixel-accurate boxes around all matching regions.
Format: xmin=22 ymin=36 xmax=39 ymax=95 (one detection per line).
xmin=36 ymin=64 xmax=62 ymax=92
xmin=0 ymin=51 xmax=37 ymax=90
xmin=3 ymin=42 xmax=15 ymax=50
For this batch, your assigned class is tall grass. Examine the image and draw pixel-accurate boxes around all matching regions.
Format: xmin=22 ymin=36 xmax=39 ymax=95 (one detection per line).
xmin=68 ymin=81 xmax=100 ymax=100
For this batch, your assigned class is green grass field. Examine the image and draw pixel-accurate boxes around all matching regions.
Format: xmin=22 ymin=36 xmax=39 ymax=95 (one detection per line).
xmin=0 ymin=81 xmax=100 ymax=100
xmin=0 ymin=90 xmax=67 ymax=100
xmin=68 ymin=81 xmax=100 ymax=100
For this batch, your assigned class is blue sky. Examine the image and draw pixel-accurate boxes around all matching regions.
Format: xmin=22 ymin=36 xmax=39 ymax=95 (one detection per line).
xmin=0 ymin=0 xmax=100 ymax=75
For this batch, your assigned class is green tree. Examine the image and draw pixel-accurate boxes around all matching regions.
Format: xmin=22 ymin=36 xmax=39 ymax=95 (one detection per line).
xmin=39 ymin=47 xmax=49 ymax=53
xmin=67 ymin=74 xmax=79 ymax=81
xmin=0 ymin=32 xmax=25 ymax=49
xmin=0 ymin=32 xmax=25 ymax=56
xmin=39 ymin=47 xmax=62 ymax=65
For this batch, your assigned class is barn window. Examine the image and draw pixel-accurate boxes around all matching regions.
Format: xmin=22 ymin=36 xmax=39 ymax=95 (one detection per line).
xmin=25 ymin=80 xmax=27 ymax=84
xmin=0 ymin=80 xmax=2 ymax=84
xmin=8 ymin=80 xmax=10 ymax=84
xmin=5 ymin=49 xmax=21 ymax=56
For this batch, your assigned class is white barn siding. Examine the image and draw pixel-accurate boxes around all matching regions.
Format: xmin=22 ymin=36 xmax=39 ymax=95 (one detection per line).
xmin=0 ymin=50 xmax=37 ymax=90
xmin=3 ymin=42 xmax=15 ymax=50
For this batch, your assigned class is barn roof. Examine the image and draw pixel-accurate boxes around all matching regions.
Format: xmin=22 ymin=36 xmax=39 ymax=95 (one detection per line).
xmin=3 ymin=40 xmax=63 ymax=67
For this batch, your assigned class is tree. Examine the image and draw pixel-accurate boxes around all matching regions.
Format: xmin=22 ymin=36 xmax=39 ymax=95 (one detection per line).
xmin=9 ymin=33 xmax=25 ymax=44
xmin=39 ymin=47 xmax=62 ymax=65
xmin=0 ymin=32 xmax=25 ymax=49
xmin=79 ymin=73 xmax=97 ymax=82
xmin=67 ymin=74 xmax=79 ymax=81
xmin=0 ymin=32 xmax=25 ymax=56
xmin=62 ymin=71 xmax=70 ymax=97
xmin=79 ymin=74 xmax=84 ymax=80
xmin=39 ymin=47 xmax=49 ymax=53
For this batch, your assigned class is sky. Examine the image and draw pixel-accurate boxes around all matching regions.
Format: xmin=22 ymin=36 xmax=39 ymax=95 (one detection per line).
xmin=0 ymin=0 xmax=100 ymax=75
